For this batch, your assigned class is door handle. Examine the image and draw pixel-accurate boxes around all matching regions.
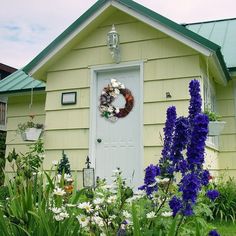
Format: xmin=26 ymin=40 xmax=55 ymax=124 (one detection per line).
xmin=97 ymin=138 xmax=102 ymax=143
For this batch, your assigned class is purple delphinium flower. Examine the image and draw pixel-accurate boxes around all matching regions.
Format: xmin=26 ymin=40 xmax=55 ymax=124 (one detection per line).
xmin=169 ymin=196 xmax=183 ymax=216
xmin=159 ymin=106 xmax=177 ymax=176
xmin=186 ymin=114 xmax=209 ymax=171
xmin=180 ymin=173 xmax=201 ymax=204
xmin=206 ymin=190 xmax=220 ymax=201
xmin=139 ymin=164 xmax=160 ymax=196
xmin=188 ymin=79 xmax=202 ymax=121
xmin=200 ymin=170 xmax=210 ymax=186
xmin=182 ymin=202 xmax=193 ymax=216
xmin=170 ymin=117 xmax=189 ymax=174
xmin=209 ymin=229 xmax=221 ymax=236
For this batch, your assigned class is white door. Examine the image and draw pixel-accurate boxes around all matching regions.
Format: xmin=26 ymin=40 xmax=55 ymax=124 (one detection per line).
xmin=94 ymin=66 xmax=142 ymax=188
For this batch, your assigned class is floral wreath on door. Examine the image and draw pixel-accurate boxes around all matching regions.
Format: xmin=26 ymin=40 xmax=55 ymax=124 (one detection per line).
xmin=99 ymin=79 xmax=134 ymax=122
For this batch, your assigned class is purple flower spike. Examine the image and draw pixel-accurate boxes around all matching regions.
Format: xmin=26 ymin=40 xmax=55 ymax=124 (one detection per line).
xmin=169 ymin=196 xmax=183 ymax=216
xmin=179 ymin=173 xmax=201 ymax=204
xmin=206 ymin=190 xmax=220 ymax=201
xmin=188 ymin=79 xmax=202 ymax=121
xmin=170 ymin=117 xmax=189 ymax=173
xmin=187 ymin=114 xmax=209 ymax=170
xmin=159 ymin=106 xmax=177 ymax=176
xmin=161 ymin=106 xmax=177 ymax=159
xmin=138 ymin=164 xmax=160 ymax=196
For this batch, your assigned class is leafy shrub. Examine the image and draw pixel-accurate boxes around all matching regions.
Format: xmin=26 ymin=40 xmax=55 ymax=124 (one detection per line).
xmin=7 ymin=139 xmax=44 ymax=181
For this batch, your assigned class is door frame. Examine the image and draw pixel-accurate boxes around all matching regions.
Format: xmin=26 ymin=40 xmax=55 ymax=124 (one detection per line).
xmin=89 ymin=61 xmax=144 ymax=176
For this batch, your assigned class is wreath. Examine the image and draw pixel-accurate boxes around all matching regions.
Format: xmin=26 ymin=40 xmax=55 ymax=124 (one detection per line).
xmin=99 ymin=79 xmax=134 ymax=122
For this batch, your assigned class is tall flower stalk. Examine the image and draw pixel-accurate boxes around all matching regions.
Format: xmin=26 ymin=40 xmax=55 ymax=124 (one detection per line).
xmin=159 ymin=106 xmax=177 ymax=177
xmin=188 ymin=79 xmax=202 ymax=122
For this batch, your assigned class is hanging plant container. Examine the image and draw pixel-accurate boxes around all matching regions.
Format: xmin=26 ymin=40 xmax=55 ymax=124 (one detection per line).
xmin=21 ymin=128 xmax=43 ymax=141
xmin=208 ymin=121 xmax=226 ymax=136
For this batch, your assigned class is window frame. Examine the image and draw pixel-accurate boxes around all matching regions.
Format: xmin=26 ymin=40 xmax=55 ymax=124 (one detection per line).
xmin=0 ymin=97 xmax=7 ymax=131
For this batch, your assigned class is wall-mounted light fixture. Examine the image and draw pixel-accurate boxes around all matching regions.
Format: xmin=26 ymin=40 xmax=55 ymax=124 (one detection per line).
xmin=107 ymin=24 xmax=120 ymax=63
xmin=61 ymin=92 xmax=77 ymax=105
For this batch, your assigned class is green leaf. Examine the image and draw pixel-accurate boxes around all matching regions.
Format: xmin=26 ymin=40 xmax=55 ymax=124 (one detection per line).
xmin=132 ymin=203 xmax=142 ymax=236
xmin=44 ymin=171 xmax=54 ymax=190
xmin=167 ymin=217 xmax=177 ymax=236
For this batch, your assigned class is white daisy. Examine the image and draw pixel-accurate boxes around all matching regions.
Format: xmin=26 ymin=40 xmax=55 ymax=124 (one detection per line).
xmin=59 ymin=212 xmax=69 ymax=219
xmin=53 ymin=187 xmax=66 ymax=196
xmin=76 ymin=215 xmax=90 ymax=228
xmin=123 ymin=210 xmax=131 ymax=219
xmin=78 ymin=202 xmax=93 ymax=213
xmin=146 ymin=211 xmax=156 ymax=219
xmin=107 ymin=195 xmax=117 ymax=204
xmin=51 ymin=207 xmax=62 ymax=214
xmin=93 ymin=216 xmax=104 ymax=227
xmin=93 ymin=198 xmax=104 ymax=205
xmin=161 ymin=211 xmax=172 ymax=217
xmin=54 ymin=214 xmax=64 ymax=221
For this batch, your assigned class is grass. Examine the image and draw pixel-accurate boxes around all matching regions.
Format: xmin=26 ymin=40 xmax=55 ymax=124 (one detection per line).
xmin=211 ymin=221 xmax=236 ymax=236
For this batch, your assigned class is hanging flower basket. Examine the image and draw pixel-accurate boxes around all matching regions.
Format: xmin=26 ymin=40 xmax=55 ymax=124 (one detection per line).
xmin=21 ymin=128 xmax=43 ymax=141
xmin=18 ymin=115 xmax=44 ymax=142
xmin=208 ymin=121 xmax=226 ymax=136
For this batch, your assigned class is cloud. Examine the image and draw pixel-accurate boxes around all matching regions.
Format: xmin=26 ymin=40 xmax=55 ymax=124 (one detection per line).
xmin=0 ymin=0 xmax=235 ymax=68
xmin=0 ymin=21 xmax=47 ymax=43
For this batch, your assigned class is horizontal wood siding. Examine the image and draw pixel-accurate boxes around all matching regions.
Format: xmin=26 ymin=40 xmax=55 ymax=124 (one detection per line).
xmin=216 ymin=79 xmax=236 ymax=176
xmin=5 ymin=93 xmax=46 ymax=171
xmin=44 ymin=10 xmax=201 ymax=171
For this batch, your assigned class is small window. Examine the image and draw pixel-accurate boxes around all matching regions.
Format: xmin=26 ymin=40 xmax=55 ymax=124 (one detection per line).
xmin=0 ymin=101 xmax=6 ymax=129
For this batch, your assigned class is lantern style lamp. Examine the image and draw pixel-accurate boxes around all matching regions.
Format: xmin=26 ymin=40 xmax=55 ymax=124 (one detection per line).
xmin=83 ymin=156 xmax=95 ymax=188
xmin=107 ymin=24 xmax=121 ymax=63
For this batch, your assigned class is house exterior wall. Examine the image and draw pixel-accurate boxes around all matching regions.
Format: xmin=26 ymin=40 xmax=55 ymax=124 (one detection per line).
xmin=5 ymin=93 xmax=46 ymax=172
xmin=216 ymin=78 xmax=236 ymax=177
xmin=44 ymin=10 xmax=203 ymax=174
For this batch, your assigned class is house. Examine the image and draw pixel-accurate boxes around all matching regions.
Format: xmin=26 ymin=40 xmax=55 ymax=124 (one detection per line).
xmin=0 ymin=63 xmax=17 ymax=131
xmin=1 ymin=0 xmax=236 ymax=187
xmin=0 ymin=63 xmax=17 ymax=178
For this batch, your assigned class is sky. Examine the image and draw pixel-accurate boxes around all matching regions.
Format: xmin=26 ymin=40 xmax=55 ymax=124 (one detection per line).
xmin=1 ymin=0 xmax=236 ymax=69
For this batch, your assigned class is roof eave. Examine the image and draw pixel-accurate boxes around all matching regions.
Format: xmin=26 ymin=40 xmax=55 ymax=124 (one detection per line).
xmin=0 ymin=87 xmax=45 ymax=96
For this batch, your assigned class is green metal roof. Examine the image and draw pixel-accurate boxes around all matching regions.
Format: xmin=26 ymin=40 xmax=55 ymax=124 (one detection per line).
xmin=0 ymin=69 xmax=45 ymax=94
xmin=22 ymin=0 xmax=230 ymax=81
xmin=185 ymin=18 xmax=236 ymax=70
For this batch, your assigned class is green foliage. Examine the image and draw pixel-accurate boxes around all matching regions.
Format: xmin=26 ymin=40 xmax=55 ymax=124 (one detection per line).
xmin=211 ymin=220 xmax=236 ymax=236
xmin=7 ymin=139 xmax=44 ymax=181
xmin=203 ymin=109 xmax=221 ymax=121
xmin=57 ymin=151 xmax=71 ymax=175
xmin=17 ymin=116 xmax=44 ymax=133
xmin=0 ymin=168 xmax=216 ymax=236
xmin=210 ymin=177 xmax=236 ymax=222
